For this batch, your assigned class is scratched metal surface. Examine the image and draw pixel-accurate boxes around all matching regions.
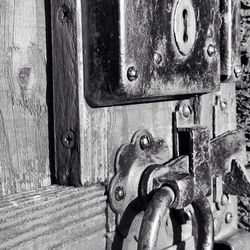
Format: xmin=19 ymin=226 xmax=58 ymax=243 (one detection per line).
xmin=82 ymin=0 xmax=220 ymax=106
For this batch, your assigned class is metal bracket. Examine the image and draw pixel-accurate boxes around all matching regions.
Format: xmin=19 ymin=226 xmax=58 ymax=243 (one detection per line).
xmin=109 ymin=130 xmax=170 ymax=217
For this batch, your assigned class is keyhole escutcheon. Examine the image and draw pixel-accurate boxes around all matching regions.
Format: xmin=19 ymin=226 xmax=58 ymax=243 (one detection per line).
xmin=173 ymin=0 xmax=197 ymax=56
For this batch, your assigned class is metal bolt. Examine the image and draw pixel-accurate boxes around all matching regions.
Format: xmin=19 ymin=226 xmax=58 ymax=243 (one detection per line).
xmin=234 ymin=66 xmax=243 ymax=78
xmin=115 ymin=186 xmax=126 ymax=201
xmin=225 ymin=212 xmax=233 ymax=224
xmin=140 ymin=135 xmax=151 ymax=150
xmin=207 ymin=44 xmax=216 ymax=57
xmin=221 ymin=194 xmax=229 ymax=206
xmin=154 ymin=53 xmax=162 ymax=65
xmin=182 ymin=104 xmax=192 ymax=118
xmin=127 ymin=66 xmax=138 ymax=82
xmin=61 ymin=131 xmax=75 ymax=149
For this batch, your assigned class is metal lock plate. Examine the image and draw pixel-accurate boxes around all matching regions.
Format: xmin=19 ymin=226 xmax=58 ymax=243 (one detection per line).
xmin=82 ymin=0 xmax=220 ymax=106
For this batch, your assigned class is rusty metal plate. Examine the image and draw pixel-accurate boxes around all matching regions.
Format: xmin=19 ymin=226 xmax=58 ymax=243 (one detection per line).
xmin=82 ymin=0 xmax=220 ymax=107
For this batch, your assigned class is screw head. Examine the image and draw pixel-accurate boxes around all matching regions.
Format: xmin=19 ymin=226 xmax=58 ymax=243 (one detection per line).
xmin=115 ymin=186 xmax=126 ymax=201
xmin=140 ymin=135 xmax=151 ymax=150
xmin=207 ymin=44 xmax=216 ymax=57
xmin=221 ymin=194 xmax=229 ymax=206
xmin=182 ymin=104 xmax=192 ymax=118
xmin=234 ymin=66 xmax=243 ymax=78
xmin=61 ymin=131 xmax=75 ymax=148
xmin=154 ymin=53 xmax=162 ymax=65
xmin=214 ymin=217 xmax=221 ymax=235
xmin=127 ymin=66 xmax=138 ymax=82
xmin=225 ymin=212 xmax=233 ymax=224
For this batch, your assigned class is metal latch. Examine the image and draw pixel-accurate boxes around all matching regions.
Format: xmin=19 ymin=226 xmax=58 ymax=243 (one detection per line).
xmin=108 ymin=127 xmax=249 ymax=249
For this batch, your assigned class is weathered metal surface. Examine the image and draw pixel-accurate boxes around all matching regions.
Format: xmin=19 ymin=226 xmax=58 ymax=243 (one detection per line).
xmin=139 ymin=156 xmax=189 ymax=207
xmin=138 ymin=184 xmax=213 ymax=250
xmin=191 ymin=190 xmax=214 ymax=250
xmin=83 ymin=0 xmax=220 ymax=106
xmin=210 ymin=130 xmax=247 ymax=176
xmin=109 ymin=130 xmax=170 ymax=216
xmin=178 ymin=126 xmax=211 ymax=195
xmin=220 ymin=0 xmax=241 ymax=81
xmin=140 ymin=161 xmax=194 ymax=210
xmin=224 ymin=160 xmax=250 ymax=196
xmin=109 ymin=126 xmax=250 ymax=249
xmin=138 ymin=186 xmax=175 ymax=250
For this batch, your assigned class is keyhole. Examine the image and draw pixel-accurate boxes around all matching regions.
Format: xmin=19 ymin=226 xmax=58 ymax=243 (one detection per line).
xmin=183 ymin=9 xmax=188 ymax=43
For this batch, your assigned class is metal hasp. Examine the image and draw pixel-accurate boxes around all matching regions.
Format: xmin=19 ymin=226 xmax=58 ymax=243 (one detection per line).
xmin=108 ymin=128 xmax=250 ymax=249
xmin=82 ymin=0 xmax=221 ymax=106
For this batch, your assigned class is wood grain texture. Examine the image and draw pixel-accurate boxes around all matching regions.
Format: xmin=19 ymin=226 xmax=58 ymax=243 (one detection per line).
xmin=214 ymin=82 xmax=236 ymax=137
xmin=51 ymin=0 xmax=82 ymax=186
xmin=52 ymin=0 xmax=177 ymax=186
xmin=0 ymin=0 xmax=50 ymax=195
xmin=0 ymin=184 xmax=106 ymax=250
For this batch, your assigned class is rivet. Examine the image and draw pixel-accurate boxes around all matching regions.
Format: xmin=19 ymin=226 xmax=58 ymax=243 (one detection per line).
xmin=182 ymin=104 xmax=192 ymax=118
xmin=225 ymin=212 xmax=233 ymax=224
xmin=154 ymin=53 xmax=162 ymax=65
xmin=220 ymin=100 xmax=227 ymax=111
xmin=207 ymin=44 xmax=216 ymax=57
xmin=61 ymin=131 xmax=75 ymax=149
xmin=127 ymin=66 xmax=138 ymax=82
xmin=234 ymin=66 xmax=243 ymax=78
xmin=140 ymin=135 xmax=151 ymax=150
xmin=115 ymin=186 xmax=126 ymax=201
xmin=221 ymin=194 xmax=229 ymax=206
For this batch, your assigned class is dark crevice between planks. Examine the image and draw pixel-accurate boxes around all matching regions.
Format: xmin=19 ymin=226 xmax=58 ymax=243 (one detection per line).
xmin=45 ymin=0 xmax=56 ymax=185
xmin=50 ymin=0 xmax=82 ymax=187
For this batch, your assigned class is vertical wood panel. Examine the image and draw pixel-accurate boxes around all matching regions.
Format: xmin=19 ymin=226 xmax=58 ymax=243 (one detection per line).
xmin=78 ymin=0 xmax=176 ymax=185
xmin=0 ymin=0 xmax=50 ymax=195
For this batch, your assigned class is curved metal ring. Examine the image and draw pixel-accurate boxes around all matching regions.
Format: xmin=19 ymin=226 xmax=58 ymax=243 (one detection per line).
xmin=138 ymin=187 xmax=214 ymax=250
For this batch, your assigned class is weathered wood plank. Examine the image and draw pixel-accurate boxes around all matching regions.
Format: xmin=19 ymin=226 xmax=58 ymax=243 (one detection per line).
xmin=53 ymin=0 xmax=176 ymax=186
xmin=51 ymin=0 xmax=81 ymax=186
xmin=0 ymin=0 xmax=50 ymax=195
xmin=0 ymin=185 xmax=106 ymax=250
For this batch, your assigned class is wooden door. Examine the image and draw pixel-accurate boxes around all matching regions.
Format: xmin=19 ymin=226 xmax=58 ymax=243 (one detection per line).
xmin=0 ymin=0 xmax=249 ymax=249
